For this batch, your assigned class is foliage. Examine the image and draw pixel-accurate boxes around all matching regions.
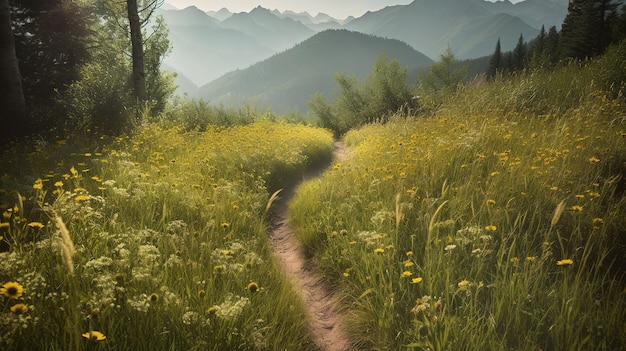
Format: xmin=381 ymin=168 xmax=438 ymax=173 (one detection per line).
xmin=416 ymin=47 xmax=468 ymax=113
xmin=289 ymin=49 xmax=626 ymax=350
xmin=308 ymin=54 xmax=416 ymax=137
xmin=0 ymin=120 xmax=334 ymax=350
xmin=161 ymin=98 xmax=260 ymax=132
xmin=62 ymin=0 xmax=174 ymax=135
xmin=9 ymin=0 xmax=91 ymax=134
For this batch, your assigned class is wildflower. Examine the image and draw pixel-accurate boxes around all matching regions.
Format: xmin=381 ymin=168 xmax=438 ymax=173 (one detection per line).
xmin=588 ymin=156 xmax=600 ymax=163
xmin=1 ymin=281 xmax=24 ymax=299
xmin=27 ymin=222 xmax=44 ymax=228
xmin=412 ymin=295 xmax=431 ymax=313
xmin=406 ymin=251 xmax=413 ymax=257
xmin=206 ymin=306 xmax=218 ymax=315
xmin=33 ymin=179 xmax=43 ymax=190
xmin=570 ymin=205 xmax=583 ymax=212
xmin=444 ymin=244 xmax=456 ymax=251
xmin=82 ymin=331 xmax=106 ymax=342
xmin=75 ymin=195 xmax=90 ymax=202
xmin=490 ymin=171 xmax=500 ymax=177
xmin=575 ymin=194 xmax=585 ymax=199
xmin=510 ymin=257 xmax=519 ymax=264
xmin=526 ymin=256 xmax=537 ymax=263
xmin=54 ymin=181 xmax=63 ymax=187
xmin=486 ymin=199 xmax=496 ymax=205
xmin=485 ymin=225 xmax=497 ymax=232
xmin=458 ymin=279 xmax=471 ymax=291
xmin=411 ymin=277 xmax=423 ymax=284
xmin=149 ymin=293 xmax=159 ymax=302
xmin=373 ymin=248 xmax=385 ymax=255
xmin=0 ymin=222 xmax=9 ymax=229
xmin=221 ymin=222 xmax=230 ymax=229
xmin=549 ymin=186 xmax=559 ymax=191
xmin=247 ymin=282 xmax=259 ymax=293
xmin=404 ymin=261 xmax=414 ymax=268
xmin=213 ymin=265 xmax=225 ymax=273
xmin=343 ymin=272 xmax=350 ymax=277
xmin=340 ymin=229 xmax=348 ymax=236
xmin=401 ymin=271 xmax=412 ymax=278
xmin=592 ymin=218 xmax=603 ymax=225
xmin=557 ymin=259 xmax=574 ymax=266
xmin=10 ymin=303 xmax=28 ymax=314
xmin=198 ymin=290 xmax=206 ymax=298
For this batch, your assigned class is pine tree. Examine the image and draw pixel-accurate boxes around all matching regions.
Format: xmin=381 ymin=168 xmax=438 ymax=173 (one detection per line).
xmin=545 ymin=25 xmax=560 ymax=64
xmin=512 ymin=34 xmax=527 ymax=70
xmin=487 ymin=38 xmax=503 ymax=78
xmin=560 ymin=0 xmax=621 ymax=60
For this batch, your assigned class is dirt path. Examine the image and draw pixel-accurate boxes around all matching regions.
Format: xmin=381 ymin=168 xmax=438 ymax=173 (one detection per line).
xmin=268 ymin=141 xmax=353 ymax=351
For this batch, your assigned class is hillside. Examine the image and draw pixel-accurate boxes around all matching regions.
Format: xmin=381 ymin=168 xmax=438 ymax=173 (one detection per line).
xmin=196 ymin=29 xmax=434 ymax=114
xmin=159 ymin=6 xmax=275 ymax=85
xmin=160 ymin=0 xmax=568 ymax=89
xmin=344 ymin=0 xmax=542 ymax=59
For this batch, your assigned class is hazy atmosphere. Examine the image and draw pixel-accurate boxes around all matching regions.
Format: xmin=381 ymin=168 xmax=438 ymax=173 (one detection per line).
xmin=166 ymin=0 xmax=523 ymax=18
xmin=2 ymin=0 xmax=625 ymax=350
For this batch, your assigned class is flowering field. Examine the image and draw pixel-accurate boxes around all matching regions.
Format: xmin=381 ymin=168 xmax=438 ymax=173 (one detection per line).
xmin=0 ymin=121 xmax=334 ymax=350
xmin=289 ymin=77 xmax=626 ymax=348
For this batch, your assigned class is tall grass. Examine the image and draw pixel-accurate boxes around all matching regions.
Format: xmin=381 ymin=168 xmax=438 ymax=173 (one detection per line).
xmin=289 ymin=58 xmax=626 ymax=349
xmin=0 ymin=120 xmax=334 ymax=350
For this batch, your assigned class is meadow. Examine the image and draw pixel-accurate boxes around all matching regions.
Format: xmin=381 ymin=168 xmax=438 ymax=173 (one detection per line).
xmin=0 ymin=121 xmax=334 ymax=350
xmin=1 ymin=50 xmax=626 ymax=350
xmin=289 ymin=59 xmax=626 ymax=349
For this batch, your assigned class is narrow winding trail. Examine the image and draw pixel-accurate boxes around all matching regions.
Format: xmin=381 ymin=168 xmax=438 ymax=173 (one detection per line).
xmin=268 ymin=141 xmax=353 ymax=351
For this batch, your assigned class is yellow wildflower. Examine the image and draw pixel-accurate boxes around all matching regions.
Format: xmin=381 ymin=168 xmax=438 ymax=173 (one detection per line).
xmin=27 ymin=222 xmax=44 ymax=228
xmin=570 ymin=205 xmax=583 ymax=212
xmin=33 ymin=179 xmax=43 ymax=190
xmin=75 ymin=195 xmax=90 ymax=202
xmin=401 ymin=271 xmax=412 ymax=278
xmin=1 ymin=281 xmax=23 ymax=299
xmin=82 ymin=331 xmax=106 ymax=342
xmin=373 ymin=248 xmax=385 ymax=255
xmin=485 ymin=225 xmax=497 ymax=232
xmin=588 ymin=156 xmax=600 ymax=163
xmin=10 ymin=303 xmax=28 ymax=314
xmin=557 ymin=259 xmax=574 ymax=266
xmin=247 ymin=282 xmax=259 ymax=293
xmin=411 ymin=277 xmax=423 ymax=284
xmin=458 ymin=280 xmax=471 ymax=291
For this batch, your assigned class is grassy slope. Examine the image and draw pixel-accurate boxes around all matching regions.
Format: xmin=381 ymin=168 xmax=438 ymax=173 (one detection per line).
xmin=289 ymin=57 xmax=626 ymax=349
xmin=0 ymin=121 xmax=334 ymax=350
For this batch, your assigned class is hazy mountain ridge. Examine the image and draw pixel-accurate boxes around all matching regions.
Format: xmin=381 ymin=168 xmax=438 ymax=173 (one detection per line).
xmin=196 ymin=29 xmax=434 ymax=114
xmin=161 ymin=0 xmax=568 ymax=99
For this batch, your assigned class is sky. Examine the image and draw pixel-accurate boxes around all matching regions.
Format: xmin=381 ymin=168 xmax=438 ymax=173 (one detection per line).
xmin=165 ymin=0 xmax=525 ymax=19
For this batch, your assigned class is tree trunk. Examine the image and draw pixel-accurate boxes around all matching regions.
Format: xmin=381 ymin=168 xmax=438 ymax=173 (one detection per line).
xmin=0 ymin=0 xmax=26 ymax=140
xmin=126 ymin=0 xmax=148 ymax=102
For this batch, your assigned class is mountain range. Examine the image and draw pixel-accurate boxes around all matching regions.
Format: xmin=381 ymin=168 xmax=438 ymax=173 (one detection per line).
xmin=197 ymin=29 xmax=433 ymax=114
xmin=159 ymin=0 xmax=569 ymax=109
